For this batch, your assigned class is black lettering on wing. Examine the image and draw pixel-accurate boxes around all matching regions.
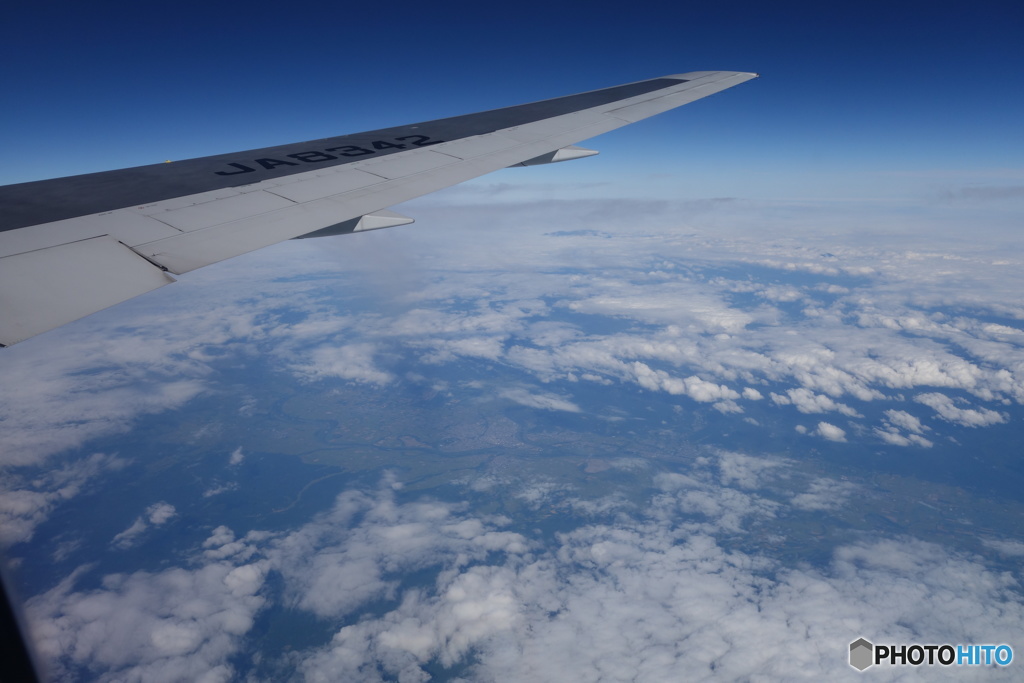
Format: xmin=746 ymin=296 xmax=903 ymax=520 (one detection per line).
xmin=214 ymin=162 xmax=256 ymax=176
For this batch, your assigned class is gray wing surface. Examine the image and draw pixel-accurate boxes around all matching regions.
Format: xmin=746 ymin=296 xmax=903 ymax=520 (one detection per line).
xmin=0 ymin=70 xmax=757 ymax=346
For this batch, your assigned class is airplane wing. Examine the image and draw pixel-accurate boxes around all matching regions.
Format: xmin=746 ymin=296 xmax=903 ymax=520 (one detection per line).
xmin=0 ymin=70 xmax=757 ymax=346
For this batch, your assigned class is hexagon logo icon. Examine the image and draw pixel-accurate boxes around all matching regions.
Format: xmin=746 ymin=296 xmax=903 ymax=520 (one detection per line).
xmin=850 ymin=638 xmax=874 ymax=671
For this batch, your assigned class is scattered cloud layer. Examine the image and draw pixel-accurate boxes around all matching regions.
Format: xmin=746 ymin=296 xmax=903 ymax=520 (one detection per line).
xmin=0 ymin=454 xmax=128 ymax=547
xmin=254 ymin=209 xmax=1024 ymax=460
xmin=4 ymin=200 xmax=1022 ymax=477
xmin=26 ymin=457 xmax=1024 ymax=682
xmin=4 ymin=194 xmax=1024 ymax=681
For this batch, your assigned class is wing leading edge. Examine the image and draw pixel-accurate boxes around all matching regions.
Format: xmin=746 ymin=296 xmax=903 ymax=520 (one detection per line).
xmin=0 ymin=70 xmax=757 ymax=346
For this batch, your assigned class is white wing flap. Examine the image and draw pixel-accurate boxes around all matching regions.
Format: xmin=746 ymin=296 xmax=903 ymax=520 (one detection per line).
xmin=154 ymin=190 xmax=296 ymax=232
xmin=356 ymin=149 xmax=456 ymax=179
xmin=0 ymin=210 xmax=182 ymax=259
xmin=130 ymin=187 xmax=243 ymax=215
xmin=264 ymin=169 xmax=383 ymax=203
xmin=0 ymin=235 xmax=176 ymax=346
xmin=430 ymin=133 xmax=522 ymax=160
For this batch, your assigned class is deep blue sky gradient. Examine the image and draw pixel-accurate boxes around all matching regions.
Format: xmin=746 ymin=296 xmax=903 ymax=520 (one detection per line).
xmin=2 ymin=0 xmax=1022 ymax=201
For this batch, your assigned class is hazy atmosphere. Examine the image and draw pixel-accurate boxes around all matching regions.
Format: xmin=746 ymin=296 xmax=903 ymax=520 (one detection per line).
xmin=2 ymin=1 xmax=1023 ymax=681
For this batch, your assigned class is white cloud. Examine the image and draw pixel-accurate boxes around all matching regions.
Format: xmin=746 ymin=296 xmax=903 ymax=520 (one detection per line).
xmin=111 ymin=517 xmax=149 ymax=549
xmin=915 ymin=392 xmax=1007 ymax=427
xmin=631 ymin=362 xmax=741 ymax=403
xmin=27 ymin=559 xmax=267 ymax=683
xmin=883 ymin=409 xmax=928 ymax=434
xmin=420 ymin=335 xmax=507 ymax=363
xmin=228 ymin=447 xmax=245 ymax=466
xmin=772 ymin=387 xmax=861 ymax=417
xmin=565 ymin=282 xmax=754 ymax=332
xmin=791 ymin=477 xmax=857 ymax=511
xmin=982 ymin=538 xmax=1024 ymax=557
xmin=814 ymin=422 xmax=847 ymax=442
xmin=499 ymin=388 xmax=581 ymax=413
xmin=713 ymin=399 xmax=743 ymax=413
xmin=874 ymin=428 xmax=934 ymax=448
xmin=202 ymin=483 xmax=238 ymax=498
xmin=267 ymin=484 xmax=528 ymax=621
xmin=874 ymin=409 xmax=934 ymax=447
xmin=291 ymin=343 xmax=394 ymax=386
xmin=0 ymin=367 xmax=204 ymax=469
xmin=651 ymin=453 xmax=781 ymax=533
xmin=146 ymin=502 xmax=177 ymax=525
xmin=758 ymin=284 xmax=804 ymax=302
xmin=714 ymin=450 xmax=783 ymax=490
xmin=112 ymin=502 xmax=177 ymax=549
xmin=514 ymin=479 xmax=574 ymax=508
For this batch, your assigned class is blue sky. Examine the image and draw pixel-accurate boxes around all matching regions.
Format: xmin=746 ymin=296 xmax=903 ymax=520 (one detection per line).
xmin=3 ymin=0 xmax=1022 ymax=202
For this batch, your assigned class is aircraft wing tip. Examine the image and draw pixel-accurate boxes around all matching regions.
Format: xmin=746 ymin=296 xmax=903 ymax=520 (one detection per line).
xmin=664 ymin=70 xmax=760 ymax=80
